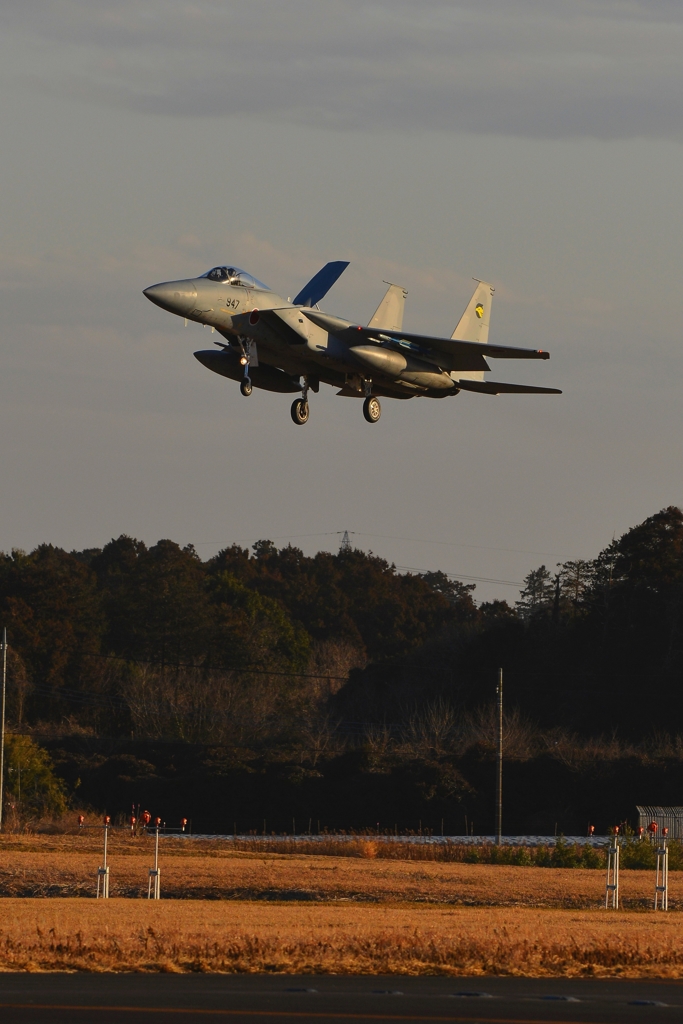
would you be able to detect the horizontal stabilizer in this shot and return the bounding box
[293,261,349,308]
[454,379,562,396]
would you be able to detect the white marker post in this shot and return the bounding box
[148,819,161,899]
[605,832,620,909]
[655,838,668,911]
[97,816,111,898]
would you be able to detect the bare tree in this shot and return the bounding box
[459,704,540,760]
[404,698,457,755]
[305,639,366,701]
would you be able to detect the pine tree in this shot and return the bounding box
[515,565,555,621]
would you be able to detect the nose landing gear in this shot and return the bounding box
[291,375,311,425]
[363,395,381,423]
[238,337,253,397]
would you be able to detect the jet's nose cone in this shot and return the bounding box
[143,280,197,315]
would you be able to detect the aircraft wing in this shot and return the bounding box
[232,308,308,346]
[454,379,562,396]
[302,310,549,372]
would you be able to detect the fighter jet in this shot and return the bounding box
[143,261,560,424]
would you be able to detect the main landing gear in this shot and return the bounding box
[363,395,381,423]
[291,398,309,424]
[289,377,381,425]
[291,376,311,425]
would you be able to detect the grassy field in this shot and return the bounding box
[0,832,680,977]
[0,899,681,977]
[0,832,678,907]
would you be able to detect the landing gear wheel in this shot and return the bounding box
[240,377,253,397]
[363,396,381,423]
[291,398,310,425]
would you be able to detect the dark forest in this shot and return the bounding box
[2,506,683,835]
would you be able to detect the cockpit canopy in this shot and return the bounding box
[200,266,270,290]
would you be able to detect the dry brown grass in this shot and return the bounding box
[0,899,681,977]
[0,832,679,909]
[0,826,605,863]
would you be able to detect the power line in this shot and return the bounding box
[191,530,556,559]
[353,532,557,559]
[395,565,522,588]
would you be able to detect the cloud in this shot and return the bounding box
[2,0,683,139]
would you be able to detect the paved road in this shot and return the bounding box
[0,974,681,1023]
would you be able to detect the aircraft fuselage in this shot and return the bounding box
[143,263,559,424]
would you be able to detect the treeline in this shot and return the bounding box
[2,506,683,830]
[0,536,477,743]
[2,507,683,742]
[39,720,683,836]
[339,505,683,736]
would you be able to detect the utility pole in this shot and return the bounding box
[496,667,503,845]
[0,628,6,831]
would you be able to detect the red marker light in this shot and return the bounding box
[103,815,111,826]
[78,815,85,827]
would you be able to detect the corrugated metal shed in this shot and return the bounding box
[636,806,683,838]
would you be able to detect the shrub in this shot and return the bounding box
[579,845,604,869]
[667,841,683,871]
[534,845,552,867]
[550,837,581,868]
[2,734,68,822]
[621,837,657,870]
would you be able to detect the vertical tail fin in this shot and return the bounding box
[293,261,349,307]
[451,280,494,381]
[368,282,407,332]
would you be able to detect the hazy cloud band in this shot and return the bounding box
[3,0,683,139]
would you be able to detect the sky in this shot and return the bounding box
[1,0,682,603]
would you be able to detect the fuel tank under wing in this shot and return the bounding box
[194,350,302,393]
[302,310,550,373]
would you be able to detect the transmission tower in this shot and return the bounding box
[339,530,352,553]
